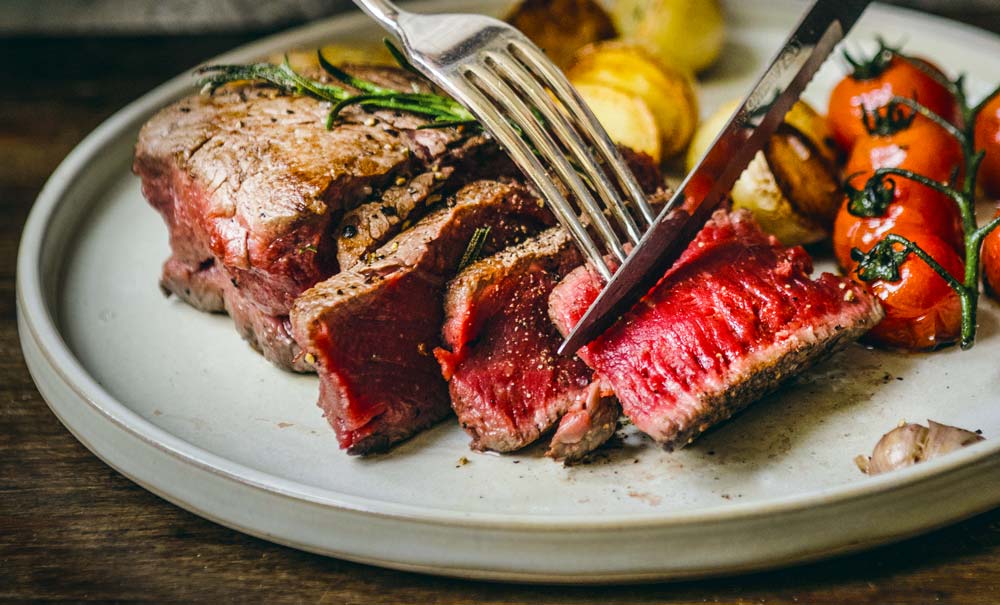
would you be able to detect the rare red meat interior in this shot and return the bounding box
[549,209,883,449]
[291,179,553,454]
[434,227,618,461]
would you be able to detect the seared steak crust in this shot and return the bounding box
[335,135,516,269]
[550,209,883,450]
[291,179,554,454]
[435,228,598,453]
[135,65,503,370]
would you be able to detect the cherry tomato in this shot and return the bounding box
[982,209,1000,299]
[857,226,964,351]
[844,117,963,187]
[828,53,958,152]
[974,94,1000,198]
[832,177,964,270]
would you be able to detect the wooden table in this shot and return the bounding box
[4,10,1000,604]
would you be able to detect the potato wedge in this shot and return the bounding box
[573,82,662,162]
[687,99,838,172]
[685,98,739,172]
[609,0,725,74]
[568,42,697,160]
[691,99,841,245]
[505,0,616,69]
[782,101,839,168]
[764,124,841,225]
[731,150,828,246]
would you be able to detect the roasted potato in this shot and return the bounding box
[505,0,617,69]
[782,100,840,168]
[689,99,841,245]
[764,123,841,225]
[685,98,739,172]
[609,0,725,74]
[573,82,662,162]
[568,41,698,160]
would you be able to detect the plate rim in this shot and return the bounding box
[16,0,1000,534]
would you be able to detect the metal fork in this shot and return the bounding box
[352,0,654,280]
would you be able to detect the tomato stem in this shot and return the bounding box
[882,234,966,291]
[843,39,897,81]
[860,233,976,348]
[888,96,967,146]
[870,167,974,234]
[972,213,1000,252]
[861,80,1000,349]
[967,84,1000,128]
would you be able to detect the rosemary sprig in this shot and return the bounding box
[195,40,477,131]
[457,227,491,271]
[848,63,1000,349]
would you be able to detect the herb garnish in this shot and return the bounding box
[458,227,491,271]
[848,53,1000,349]
[195,40,477,131]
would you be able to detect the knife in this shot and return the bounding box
[559,0,871,355]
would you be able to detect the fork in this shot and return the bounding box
[352,0,655,280]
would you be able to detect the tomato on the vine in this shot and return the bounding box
[828,50,958,152]
[833,115,965,270]
[832,177,964,270]
[857,226,964,351]
[844,117,963,187]
[974,94,1000,198]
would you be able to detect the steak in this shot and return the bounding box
[134,65,502,370]
[546,380,620,462]
[335,136,516,269]
[434,227,614,457]
[549,209,883,449]
[290,179,554,454]
[161,257,309,370]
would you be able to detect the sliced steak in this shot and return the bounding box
[291,179,554,454]
[161,256,311,371]
[550,209,883,449]
[546,381,620,462]
[434,179,670,459]
[335,135,516,269]
[434,227,608,455]
[135,65,502,370]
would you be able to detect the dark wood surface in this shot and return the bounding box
[4,10,1000,604]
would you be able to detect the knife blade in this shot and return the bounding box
[559,0,871,355]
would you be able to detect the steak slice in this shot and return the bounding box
[162,256,311,371]
[434,227,613,456]
[550,209,884,449]
[546,380,620,462]
[335,136,516,269]
[434,180,671,460]
[135,65,502,370]
[291,179,554,454]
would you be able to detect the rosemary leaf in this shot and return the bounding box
[458,227,491,271]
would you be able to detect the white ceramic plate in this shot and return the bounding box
[17,0,1000,582]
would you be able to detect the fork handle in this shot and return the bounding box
[352,0,407,37]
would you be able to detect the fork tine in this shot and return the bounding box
[443,77,615,280]
[467,62,628,263]
[486,52,646,246]
[509,40,656,226]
